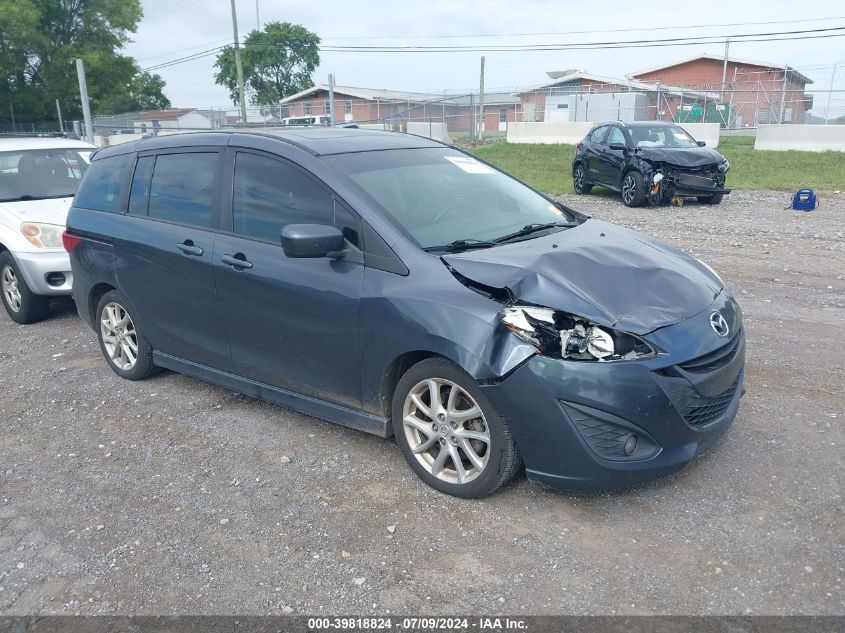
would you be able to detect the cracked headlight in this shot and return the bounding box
[21,222,65,249]
[718,159,730,173]
[499,305,657,362]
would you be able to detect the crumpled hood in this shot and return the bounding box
[0,197,74,225]
[636,146,725,167]
[443,220,722,335]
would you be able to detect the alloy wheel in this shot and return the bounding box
[574,166,585,192]
[402,378,491,485]
[622,175,636,204]
[1,265,22,312]
[100,302,139,371]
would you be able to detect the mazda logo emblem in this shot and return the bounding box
[710,312,730,337]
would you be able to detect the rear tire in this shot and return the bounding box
[391,357,522,498]
[621,171,645,207]
[573,164,592,194]
[0,251,50,324]
[95,290,159,380]
[698,193,724,205]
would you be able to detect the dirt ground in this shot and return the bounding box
[0,189,842,615]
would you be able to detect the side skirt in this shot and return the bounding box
[152,351,390,438]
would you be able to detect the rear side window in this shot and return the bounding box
[73,153,132,213]
[589,126,608,143]
[232,152,334,242]
[128,155,154,215]
[148,153,218,227]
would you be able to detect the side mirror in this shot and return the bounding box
[281,224,345,258]
[697,140,706,147]
[609,143,628,152]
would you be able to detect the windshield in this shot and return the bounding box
[0,148,90,202]
[325,148,571,250]
[628,125,698,149]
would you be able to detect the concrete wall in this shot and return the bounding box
[507,121,594,144]
[754,125,845,152]
[406,121,451,144]
[677,123,721,148]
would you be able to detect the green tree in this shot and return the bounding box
[98,70,170,113]
[214,22,320,106]
[0,0,170,125]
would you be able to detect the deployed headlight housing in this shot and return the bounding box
[500,304,657,362]
[20,222,65,249]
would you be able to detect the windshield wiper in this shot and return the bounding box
[0,194,74,202]
[423,238,498,253]
[492,221,577,244]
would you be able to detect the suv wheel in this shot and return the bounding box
[0,251,50,324]
[621,171,645,207]
[573,164,592,194]
[392,357,522,498]
[96,290,158,380]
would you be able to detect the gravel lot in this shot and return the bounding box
[1,189,842,616]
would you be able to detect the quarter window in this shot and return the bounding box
[147,153,217,227]
[232,153,335,243]
[73,153,132,213]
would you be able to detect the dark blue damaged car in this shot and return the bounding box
[64,128,745,498]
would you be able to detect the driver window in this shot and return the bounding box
[589,126,608,144]
[607,127,626,146]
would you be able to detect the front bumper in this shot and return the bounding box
[13,250,73,296]
[481,296,745,491]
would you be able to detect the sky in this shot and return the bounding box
[124,0,845,115]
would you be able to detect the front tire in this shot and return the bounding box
[96,290,158,380]
[0,251,50,324]
[391,357,522,498]
[698,193,723,205]
[621,171,645,207]
[573,164,592,194]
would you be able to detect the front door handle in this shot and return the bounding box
[177,241,203,256]
[221,253,253,270]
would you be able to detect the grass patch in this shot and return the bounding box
[468,139,845,194]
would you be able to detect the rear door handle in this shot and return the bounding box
[221,253,253,270]
[177,241,203,256]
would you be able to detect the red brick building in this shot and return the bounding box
[279,84,519,134]
[630,54,813,125]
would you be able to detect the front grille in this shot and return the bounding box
[675,375,741,427]
[561,403,633,459]
[678,334,741,373]
[678,172,717,189]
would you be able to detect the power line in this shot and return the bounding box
[141,26,845,72]
[319,15,845,41]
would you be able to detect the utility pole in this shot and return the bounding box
[328,73,336,126]
[75,59,94,143]
[478,56,485,140]
[720,39,730,99]
[55,99,64,134]
[825,63,837,124]
[229,0,247,125]
[255,0,260,29]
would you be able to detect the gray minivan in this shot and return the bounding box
[64,129,744,498]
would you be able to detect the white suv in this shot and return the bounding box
[0,136,96,323]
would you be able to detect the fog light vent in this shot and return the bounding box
[561,401,659,461]
[45,272,66,287]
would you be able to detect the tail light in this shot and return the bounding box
[62,230,82,252]
[576,141,583,151]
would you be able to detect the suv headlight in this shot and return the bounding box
[718,159,730,173]
[499,304,656,362]
[20,222,65,249]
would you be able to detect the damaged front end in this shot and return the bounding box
[642,159,731,205]
[499,304,657,362]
